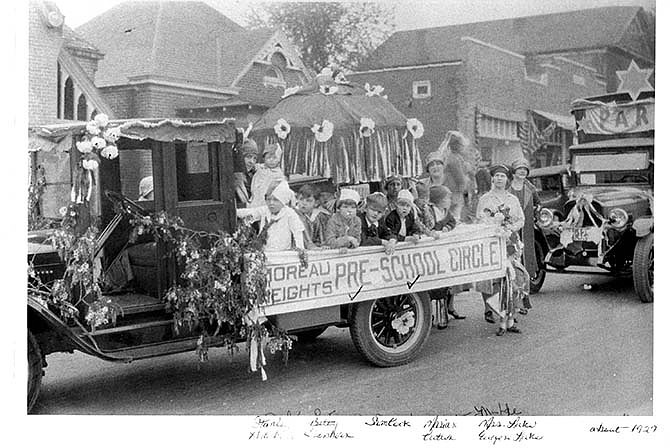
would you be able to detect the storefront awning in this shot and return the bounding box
[532,109,575,131]
[478,106,526,123]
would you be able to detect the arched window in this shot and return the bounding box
[56,63,62,119]
[63,77,74,120]
[263,66,285,87]
[77,94,87,121]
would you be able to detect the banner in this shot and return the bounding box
[262,224,505,315]
[578,101,654,135]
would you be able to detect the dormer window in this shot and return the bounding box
[263,66,286,88]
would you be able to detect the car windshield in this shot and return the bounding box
[573,152,650,185]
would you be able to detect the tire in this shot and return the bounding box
[529,239,547,294]
[349,292,431,367]
[294,327,327,342]
[28,330,43,413]
[633,233,653,303]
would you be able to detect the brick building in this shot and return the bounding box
[349,6,654,167]
[76,1,312,126]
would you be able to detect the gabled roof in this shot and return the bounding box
[76,1,265,88]
[360,6,645,70]
[62,25,103,58]
[57,49,115,118]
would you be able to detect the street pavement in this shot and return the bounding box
[32,272,653,415]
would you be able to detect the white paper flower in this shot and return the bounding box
[91,136,107,150]
[76,140,93,154]
[86,121,101,135]
[359,117,376,138]
[82,159,99,170]
[311,119,334,143]
[391,311,415,336]
[406,118,424,139]
[319,85,339,95]
[334,71,348,84]
[103,126,121,143]
[364,83,385,97]
[274,118,291,139]
[100,145,119,159]
[282,86,301,98]
[59,206,68,216]
[94,113,109,127]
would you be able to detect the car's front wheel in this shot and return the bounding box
[529,239,547,294]
[349,292,431,367]
[633,233,653,303]
[28,330,43,413]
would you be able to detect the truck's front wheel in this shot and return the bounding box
[349,292,431,367]
[28,330,43,413]
[633,233,653,303]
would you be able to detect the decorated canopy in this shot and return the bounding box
[252,69,424,185]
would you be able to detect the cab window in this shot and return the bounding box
[119,148,153,202]
[176,142,219,202]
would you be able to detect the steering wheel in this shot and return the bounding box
[105,190,149,216]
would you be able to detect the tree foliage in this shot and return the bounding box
[247,2,395,73]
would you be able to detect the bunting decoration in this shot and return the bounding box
[518,111,556,158]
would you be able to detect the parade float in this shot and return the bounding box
[27,108,505,411]
[536,61,654,302]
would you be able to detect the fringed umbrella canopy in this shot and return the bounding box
[252,72,424,185]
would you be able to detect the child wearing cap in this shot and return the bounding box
[325,188,362,252]
[428,185,457,232]
[249,143,287,209]
[385,189,423,243]
[295,184,330,247]
[236,180,305,252]
[358,192,397,253]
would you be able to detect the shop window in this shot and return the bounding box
[524,56,548,86]
[63,77,74,120]
[176,142,218,202]
[412,80,431,99]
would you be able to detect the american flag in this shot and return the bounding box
[518,111,556,158]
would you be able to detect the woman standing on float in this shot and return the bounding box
[476,164,525,336]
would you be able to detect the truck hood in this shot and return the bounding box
[571,186,652,209]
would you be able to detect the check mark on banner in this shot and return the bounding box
[406,274,421,290]
[349,285,364,301]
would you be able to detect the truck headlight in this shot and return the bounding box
[537,208,555,228]
[608,208,629,229]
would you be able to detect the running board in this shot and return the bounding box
[98,337,201,362]
[546,267,619,276]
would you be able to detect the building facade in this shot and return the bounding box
[349,6,654,167]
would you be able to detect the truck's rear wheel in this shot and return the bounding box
[349,292,431,367]
[28,330,43,413]
[633,233,653,303]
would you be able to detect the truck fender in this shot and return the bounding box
[632,217,653,237]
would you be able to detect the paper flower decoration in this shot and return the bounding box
[391,311,415,336]
[311,120,334,143]
[406,118,425,139]
[76,140,93,154]
[103,127,121,143]
[101,145,119,160]
[282,86,301,98]
[91,136,107,150]
[94,113,109,127]
[334,71,348,84]
[359,117,376,138]
[274,118,291,140]
[364,83,385,97]
[86,121,101,135]
[82,159,99,171]
[319,85,339,95]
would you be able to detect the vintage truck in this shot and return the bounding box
[536,91,653,302]
[27,118,506,412]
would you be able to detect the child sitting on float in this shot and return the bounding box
[385,189,423,243]
[295,184,330,248]
[236,181,305,251]
[249,143,288,209]
[358,192,397,254]
[325,188,362,252]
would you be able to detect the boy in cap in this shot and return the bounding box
[385,189,423,243]
[358,192,397,253]
[236,180,305,252]
[325,188,362,252]
[249,143,287,209]
[295,184,330,247]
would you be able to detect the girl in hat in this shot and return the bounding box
[234,138,259,207]
[325,188,362,252]
[385,189,423,243]
[249,143,287,209]
[475,164,525,336]
[508,158,541,314]
[236,181,305,252]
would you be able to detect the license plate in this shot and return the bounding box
[560,227,601,246]
[573,227,591,241]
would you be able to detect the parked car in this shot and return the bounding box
[536,92,653,302]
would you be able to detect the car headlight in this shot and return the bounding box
[537,208,555,227]
[608,208,629,229]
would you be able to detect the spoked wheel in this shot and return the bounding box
[529,239,547,294]
[28,330,43,413]
[633,233,653,303]
[349,292,431,367]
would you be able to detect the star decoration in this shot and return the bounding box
[616,60,654,100]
